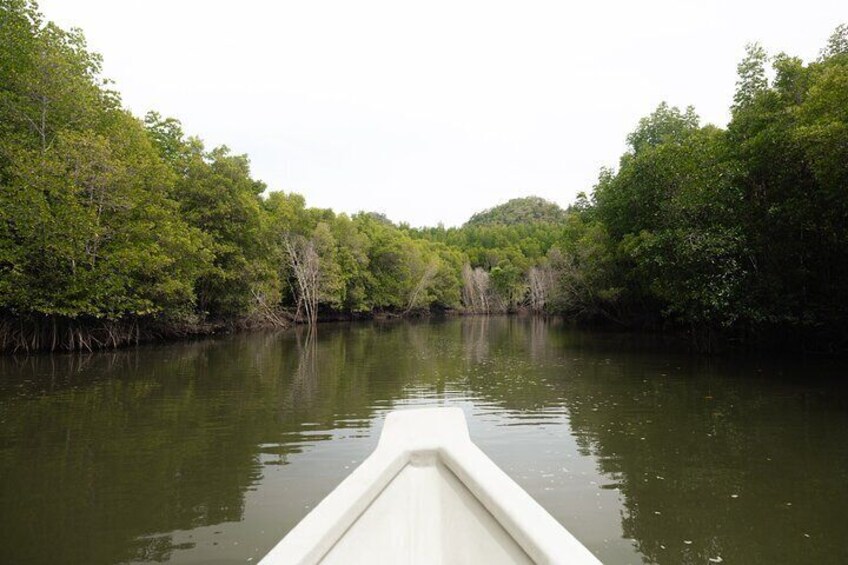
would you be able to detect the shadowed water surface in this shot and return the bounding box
[1,318,847,564]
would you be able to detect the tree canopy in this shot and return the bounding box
[1,0,846,352]
[465,196,567,227]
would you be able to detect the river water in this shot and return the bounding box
[1,317,847,564]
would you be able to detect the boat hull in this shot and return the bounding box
[261,407,601,564]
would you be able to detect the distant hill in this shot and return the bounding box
[464,196,567,227]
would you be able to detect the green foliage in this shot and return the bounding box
[170,142,271,318]
[328,214,370,311]
[465,196,567,227]
[582,24,848,348]
[733,43,769,110]
[603,126,747,326]
[0,2,207,326]
[819,23,848,60]
[625,102,700,155]
[546,216,624,320]
[1,0,847,351]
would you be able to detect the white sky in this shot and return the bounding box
[40,0,845,227]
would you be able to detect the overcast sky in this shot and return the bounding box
[40,0,845,227]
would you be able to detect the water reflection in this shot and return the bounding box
[0,319,847,564]
[561,355,848,564]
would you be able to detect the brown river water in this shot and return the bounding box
[1,317,847,564]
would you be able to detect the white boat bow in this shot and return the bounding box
[261,407,602,564]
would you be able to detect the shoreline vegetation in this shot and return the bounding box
[1,2,847,353]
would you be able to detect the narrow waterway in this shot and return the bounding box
[1,317,846,564]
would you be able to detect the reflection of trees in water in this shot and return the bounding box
[461,315,490,363]
[0,324,445,563]
[0,347,144,394]
[0,339,270,563]
[5,321,845,564]
[451,321,848,563]
[558,356,848,564]
[0,323,529,563]
[288,326,319,408]
[384,319,848,565]
[2,337,320,562]
[456,316,570,413]
[528,315,549,362]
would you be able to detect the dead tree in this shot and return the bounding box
[283,234,322,325]
[527,265,554,313]
[461,264,490,314]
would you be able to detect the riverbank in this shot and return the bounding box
[0,308,467,354]
[5,309,843,357]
